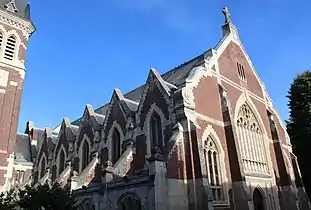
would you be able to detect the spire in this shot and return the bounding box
[25,3,30,20]
[221,7,239,39]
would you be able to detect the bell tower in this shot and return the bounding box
[0,0,35,190]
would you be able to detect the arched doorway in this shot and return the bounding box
[118,195,141,210]
[253,188,265,210]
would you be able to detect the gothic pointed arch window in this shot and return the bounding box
[236,104,268,174]
[118,195,141,210]
[112,128,121,164]
[4,35,16,60]
[150,111,163,150]
[39,155,46,179]
[204,136,223,202]
[57,148,66,175]
[81,140,90,171]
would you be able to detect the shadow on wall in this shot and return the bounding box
[72,173,311,210]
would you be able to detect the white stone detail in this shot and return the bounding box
[201,125,229,205]
[182,87,195,109]
[0,166,7,170]
[182,66,212,116]
[195,112,225,127]
[9,81,17,86]
[0,70,8,87]
[0,27,27,72]
[7,28,25,48]
[236,104,268,174]
[0,8,34,36]
[4,0,18,13]
[13,164,32,170]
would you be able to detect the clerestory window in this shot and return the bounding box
[111,128,121,164]
[150,112,163,150]
[81,140,90,171]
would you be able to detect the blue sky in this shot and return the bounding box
[18,0,311,132]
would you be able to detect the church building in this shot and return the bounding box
[0,1,309,209]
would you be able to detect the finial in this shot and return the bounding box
[222,7,231,24]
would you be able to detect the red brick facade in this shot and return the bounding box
[0,11,34,189]
[14,8,311,210]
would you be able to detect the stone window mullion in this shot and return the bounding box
[237,104,267,174]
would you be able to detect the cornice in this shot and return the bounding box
[0,9,35,39]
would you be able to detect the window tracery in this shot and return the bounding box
[204,137,223,202]
[236,104,267,174]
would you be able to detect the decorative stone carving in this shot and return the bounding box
[147,146,164,162]
[182,66,212,111]
[0,10,34,39]
[222,7,231,24]
[4,0,18,13]
[181,87,195,109]
[0,70,9,87]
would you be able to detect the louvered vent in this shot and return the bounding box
[0,33,3,49]
[4,36,16,60]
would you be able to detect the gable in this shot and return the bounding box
[55,131,69,159]
[137,82,170,128]
[218,41,263,99]
[103,101,127,138]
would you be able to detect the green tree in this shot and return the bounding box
[286,70,311,198]
[0,189,18,210]
[0,182,78,210]
[17,182,78,210]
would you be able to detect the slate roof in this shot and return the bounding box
[15,133,32,162]
[0,0,30,19]
[71,53,205,126]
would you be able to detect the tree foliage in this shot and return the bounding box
[286,70,311,198]
[0,189,18,210]
[0,182,78,210]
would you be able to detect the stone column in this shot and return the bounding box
[148,147,168,210]
[220,87,249,210]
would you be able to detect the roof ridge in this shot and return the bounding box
[163,53,204,76]
[68,51,206,126]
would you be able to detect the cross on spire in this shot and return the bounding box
[222,7,231,24]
